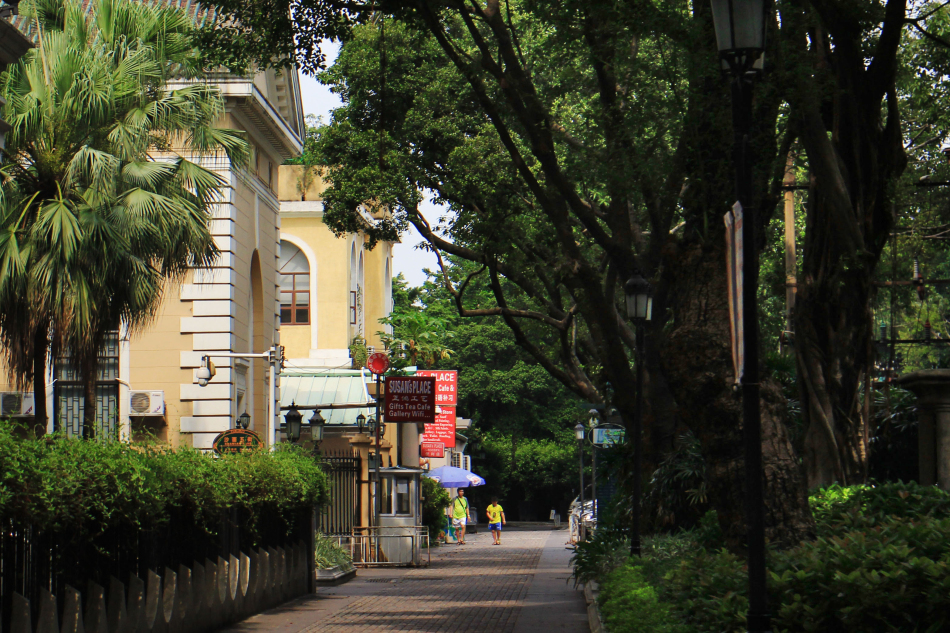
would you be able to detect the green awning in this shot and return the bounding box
[279,369,375,425]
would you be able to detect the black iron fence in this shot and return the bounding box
[319,450,360,535]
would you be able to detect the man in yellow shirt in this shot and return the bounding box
[486,497,506,545]
[451,488,471,545]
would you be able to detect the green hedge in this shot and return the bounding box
[0,421,329,539]
[597,482,950,633]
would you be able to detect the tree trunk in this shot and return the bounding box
[660,239,813,547]
[786,2,907,490]
[794,265,871,488]
[32,325,48,433]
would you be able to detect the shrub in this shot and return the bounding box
[421,475,450,539]
[570,527,631,586]
[598,565,689,633]
[0,421,329,542]
[643,431,709,532]
[662,514,950,632]
[597,485,950,632]
[314,534,354,570]
[810,481,950,534]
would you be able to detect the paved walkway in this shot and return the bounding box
[218,527,588,633]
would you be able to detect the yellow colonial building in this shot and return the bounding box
[275,165,426,534]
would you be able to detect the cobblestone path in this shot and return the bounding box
[219,528,588,633]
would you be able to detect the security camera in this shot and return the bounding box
[196,359,215,386]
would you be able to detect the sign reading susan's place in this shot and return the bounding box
[213,429,264,454]
[385,376,436,423]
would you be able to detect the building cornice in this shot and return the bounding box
[169,77,303,160]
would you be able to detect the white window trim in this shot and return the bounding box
[279,233,318,350]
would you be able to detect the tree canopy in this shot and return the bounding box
[198,0,950,545]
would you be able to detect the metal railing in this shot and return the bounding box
[328,526,430,567]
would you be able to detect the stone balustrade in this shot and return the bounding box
[6,541,310,633]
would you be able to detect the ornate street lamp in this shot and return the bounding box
[367,416,378,437]
[624,271,653,558]
[309,409,326,442]
[624,272,653,321]
[710,0,768,74]
[709,2,770,632]
[356,412,367,434]
[236,410,251,430]
[284,402,303,443]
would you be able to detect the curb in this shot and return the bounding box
[314,566,357,587]
[583,581,605,633]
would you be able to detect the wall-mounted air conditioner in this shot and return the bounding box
[130,391,165,416]
[0,392,34,417]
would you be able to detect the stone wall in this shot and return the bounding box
[6,542,310,633]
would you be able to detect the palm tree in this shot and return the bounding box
[378,311,454,369]
[0,0,247,435]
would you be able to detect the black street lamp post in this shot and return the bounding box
[574,421,585,538]
[709,1,770,631]
[624,271,653,558]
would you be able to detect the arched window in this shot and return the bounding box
[279,241,310,324]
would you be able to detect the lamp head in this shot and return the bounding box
[237,411,251,430]
[356,412,367,434]
[309,409,325,441]
[284,401,303,442]
[574,422,586,442]
[709,0,768,75]
[624,271,653,321]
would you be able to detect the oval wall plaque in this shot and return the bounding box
[213,429,264,454]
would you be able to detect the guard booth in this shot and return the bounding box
[375,466,426,566]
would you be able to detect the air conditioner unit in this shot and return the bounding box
[0,392,34,417]
[130,391,165,416]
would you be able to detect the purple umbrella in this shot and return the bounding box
[425,465,486,488]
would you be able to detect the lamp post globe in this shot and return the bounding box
[574,422,586,442]
[309,409,326,442]
[237,411,251,430]
[709,0,768,74]
[284,402,303,443]
[356,412,367,434]
[588,408,600,428]
[368,416,378,437]
[624,271,653,321]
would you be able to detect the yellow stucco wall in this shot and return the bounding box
[128,277,195,448]
[278,165,393,362]
[280,215,352,357]
[278,165,326,202]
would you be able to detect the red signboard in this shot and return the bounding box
[416,370,458,406]
[384,376,436,423]
[420,441,445,458]
[421,406,456,449]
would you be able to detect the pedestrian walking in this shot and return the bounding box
[486,497,506,545]
[451,488,471,544]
